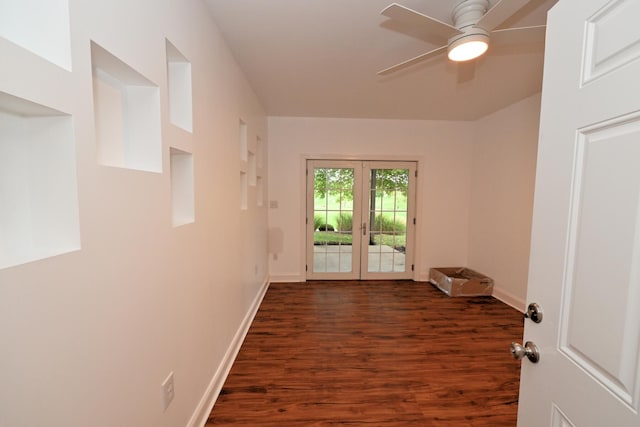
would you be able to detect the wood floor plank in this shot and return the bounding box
[207,280,524,426]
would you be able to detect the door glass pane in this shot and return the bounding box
[313,167,354,273]
[367,168,408,273]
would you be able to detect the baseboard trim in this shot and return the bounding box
[415,272,430,282]
[269,274,305,283]
[186,279,270,427]
[492,286,525,313]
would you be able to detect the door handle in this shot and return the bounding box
[511,341,540,363]
[362,222,367,236]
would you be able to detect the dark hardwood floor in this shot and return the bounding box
[207,280,524,426]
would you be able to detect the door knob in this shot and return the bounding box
[510,341,540,363]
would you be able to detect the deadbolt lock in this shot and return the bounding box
[525,302,543,323]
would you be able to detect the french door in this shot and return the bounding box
[306,160,416,280]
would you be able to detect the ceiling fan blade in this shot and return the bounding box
[381,3,462,40]
[378,45,447,76]
[476,0,532,31]
[491,25,546,46]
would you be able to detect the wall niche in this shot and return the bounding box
[257,176,264,207]
[0,0,72,70]
[91,41,162,173]
[248,150,256,186]
[170,147,194,227]
[239,119,247,161]
[166,40,193,133]
[240,171,248,210]
[0,91,80,269]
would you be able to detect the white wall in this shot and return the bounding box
[0,1,268,426]
[268,117,475,281]
[468,94,541,310]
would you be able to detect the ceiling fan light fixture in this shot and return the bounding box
[447,33,489,62]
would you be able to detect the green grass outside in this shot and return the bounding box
[314,231,406,248]
[314,193,408,230]
[314,231,353,244]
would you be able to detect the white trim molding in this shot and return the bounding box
[186,279,270,427]
[491,285,526,313]
[269,273,305,283]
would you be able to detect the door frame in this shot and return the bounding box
[304,157,419,280]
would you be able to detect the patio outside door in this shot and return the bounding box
[306,160,416,280]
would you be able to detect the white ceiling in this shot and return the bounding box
[204,0,559,121]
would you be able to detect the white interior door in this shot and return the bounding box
[306,160,416,280]
[518,0,640,425]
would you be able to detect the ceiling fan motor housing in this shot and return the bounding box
[447,0,490,60]
[452,0,489,29]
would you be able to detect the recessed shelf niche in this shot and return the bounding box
[170,147,195,227]
[256,176,264,207]
[239,119,247,161]
[91,41,162,173]
[0,91,80,269]
[166,40,193,132]
[256,136,263,168]
[240,172,248,210]
[248,151,257,186]
[0,0,72,70]
[170,148,195,227]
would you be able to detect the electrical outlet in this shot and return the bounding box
[161,372,175,411]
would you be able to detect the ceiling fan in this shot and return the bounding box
[379,0,547,75]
